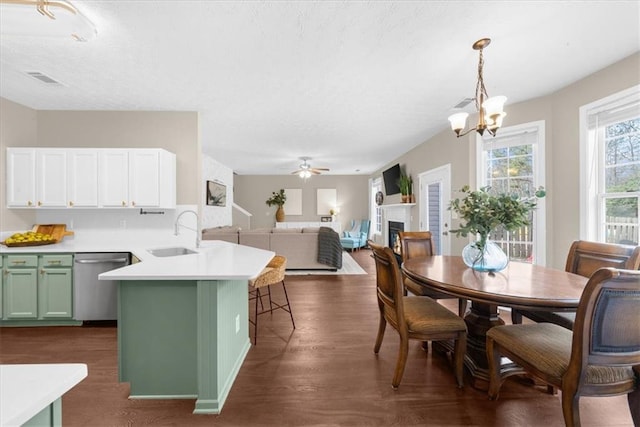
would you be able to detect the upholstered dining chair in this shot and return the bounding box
[369,240,467,388]
[248,255,295,344]
[399,231,467,316]
[511,240,640,329]
[487,267,640,427]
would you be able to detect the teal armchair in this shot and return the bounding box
[340,219,371,251]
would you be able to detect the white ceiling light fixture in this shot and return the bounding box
[291,157,330,179]
[0,0,97,42]
[448,38,506,138]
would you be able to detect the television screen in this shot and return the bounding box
[382,164,401,195]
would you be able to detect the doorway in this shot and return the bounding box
[418,164,451,255]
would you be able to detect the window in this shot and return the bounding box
[476,121,546,264]
[580,85,640,245]
[370,177,382,235]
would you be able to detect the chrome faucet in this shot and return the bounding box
[174,209,200,248]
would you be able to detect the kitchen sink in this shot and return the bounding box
[147,247,198,257]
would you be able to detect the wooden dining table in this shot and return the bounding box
[402,255,588,389]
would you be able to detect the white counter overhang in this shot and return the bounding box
[99,240,274,281]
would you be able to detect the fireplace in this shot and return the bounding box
[388,221,404,259]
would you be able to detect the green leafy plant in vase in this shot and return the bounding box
[266,189,287,222]
[449,185,546,272]
[398,173,413,203]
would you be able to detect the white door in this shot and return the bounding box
[419,164,452,255]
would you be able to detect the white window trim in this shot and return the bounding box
[579,84,640,241]
[475,120,547,265]
[369,177,382,236]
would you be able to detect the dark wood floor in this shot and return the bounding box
[0,249,635,426]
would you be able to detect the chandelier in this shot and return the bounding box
[448,38,506,138]
[0,0,97,42]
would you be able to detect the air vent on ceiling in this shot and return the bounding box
[25,71,62,85]
[453,97,474,109]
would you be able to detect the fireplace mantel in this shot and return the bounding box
[379,203,415,209]
[381,203,415,249]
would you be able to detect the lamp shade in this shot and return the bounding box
[482,96,507,119]
[448,112,469,132]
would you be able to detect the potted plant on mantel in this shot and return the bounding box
[398,173,413,203]
[449,185,546,272]
[266,189,287,222]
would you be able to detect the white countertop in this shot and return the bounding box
[100,240,274,281]
[0,363,88,427]
[0,230,275,281]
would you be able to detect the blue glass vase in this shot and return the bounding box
[462,240,509,272]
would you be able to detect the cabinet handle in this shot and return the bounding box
[11,260,26,265]
[121,201,127,207]
[132,201,136,206]
[27,201,33,207]
[38,201,42,207]
[69,201,74,207]
[47,260,62,265]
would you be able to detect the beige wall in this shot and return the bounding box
[234,175,369,231]
[0,99,38,230]
[372,52,640,268]
[0,102,200,231]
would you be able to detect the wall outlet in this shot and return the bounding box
[235,314,240,334]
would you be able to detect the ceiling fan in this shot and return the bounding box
[291,157,329,178]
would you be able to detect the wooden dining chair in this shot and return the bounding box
[487,267,640,427]
[399,231,467,316]
[511,240,640,329]
[369,241,467,388]
[248,255,295,344]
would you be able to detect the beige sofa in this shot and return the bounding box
[202,226,340,270]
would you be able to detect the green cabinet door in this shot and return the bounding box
[0,256,3,319]
[4,255,39,319]
[39,255,73,319]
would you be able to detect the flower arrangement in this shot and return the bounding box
[265,189,287,207]
[449,185,546,270]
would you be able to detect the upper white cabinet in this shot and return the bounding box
[100,149,176,208]
[6,148,36,207]
[6,148,176,209]
[37,149,67,207]
[68,149,99,208]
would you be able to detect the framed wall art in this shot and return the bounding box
[206,180,226,207]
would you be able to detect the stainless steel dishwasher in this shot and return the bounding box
[74,253,130,321]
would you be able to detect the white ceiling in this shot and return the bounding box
[1,1,639,175]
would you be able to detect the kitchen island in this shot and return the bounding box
[99,240,274,415]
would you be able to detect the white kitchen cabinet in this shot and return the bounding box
[100,149,176,209]
[67,149,99,207]
[6,148,36,207]
[7,148,176,209]
[36,149,67,207]
[99,149,130,207]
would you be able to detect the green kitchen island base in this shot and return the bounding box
[118,279,251,414]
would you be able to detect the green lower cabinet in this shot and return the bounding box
[4,255,39,319]
[2,254,76,324]
[0,256,3,319]
[39,255,73,319]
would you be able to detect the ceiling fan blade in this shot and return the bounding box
[291,170,303,175]
[310,169,321,175]
[311,168,329,173]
